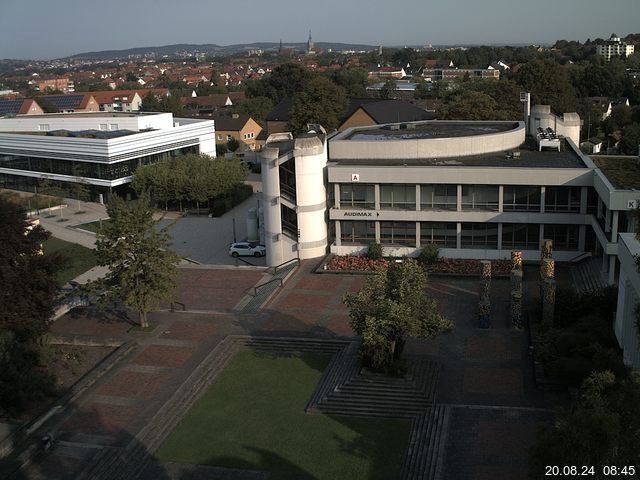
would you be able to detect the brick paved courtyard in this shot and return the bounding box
[11,263,561,480]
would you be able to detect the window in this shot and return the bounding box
[421,185,457,210]
[217,135,223,141]
[545,186,580,213]
[380,222,416,246]
[380,184,416,210]
[461,185,499,211]
[503,186,541,212]
[109,123,118,130]
[227,135,232,141]
[281,205,298,239]
[502,224,539,250]
[420,222,457,247]
[340,184,375,209]
[461,223,499,249]
[341,221,376,244]
[544,224,579,250]
[279,158,296,202]
[99,124,108,131]
[38,124,50,131]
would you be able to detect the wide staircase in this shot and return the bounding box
[571,257,607,294]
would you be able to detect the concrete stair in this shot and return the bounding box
[307,350,439,419]
[240,263,298,313]
[400,404,451,480]
[571,258,607,294]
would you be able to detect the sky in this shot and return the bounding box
[1,0,639,60]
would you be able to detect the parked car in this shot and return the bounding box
[229,242,266,257]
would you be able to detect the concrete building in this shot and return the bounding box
[615,233,640,369]
[0,112,216,201]
[260,112,640,287]
[596,34,635,61]
[37,78,75,94]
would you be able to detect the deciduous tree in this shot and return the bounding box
[343,260,452,371]
[287,77,347,134]
[92,197,180,328]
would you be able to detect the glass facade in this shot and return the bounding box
[461,223,499,249]
[503,186,541,212]
[278,158,296,202]
[380,184,416,210]
[420,185,457,210]
[380,221,416,246]
[544,186,581,213]
[544,224,579,250]
[502,223,540,250]
[461,185,499,211]
[281,204,298,239]
[420,222,457,247]
[341,221,376,244]
[340,184,375,209]
[0,146,198,182]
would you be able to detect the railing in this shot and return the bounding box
[253,278,283,296]
[170,301,186,312]
[569,251,592,263]
[273,257,300,275]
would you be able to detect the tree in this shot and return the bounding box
[439,90,511,120]
[0,198,59,412]
[140,91,161,111]
[92,197,180,328]
[237,96,274,126]
[332,66,369,97]
[515,59,577,113]
[379,78,397,100]
[287,77,347,134]
[245,63,313,104]
[619,123,640,155]
[529,371,640,478]
[227,137,240,152]
[343,260,452,371]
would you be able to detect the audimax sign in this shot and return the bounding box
[343,211,380,217]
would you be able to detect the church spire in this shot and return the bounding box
[306,30,315,55]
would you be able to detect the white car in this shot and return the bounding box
[229,242,266,257]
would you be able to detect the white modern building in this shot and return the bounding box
[615,233,640,369]
[0,112,216,200]
[596,34,635,61]
[260,113,640,287]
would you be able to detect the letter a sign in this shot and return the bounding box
[351,173,360,182]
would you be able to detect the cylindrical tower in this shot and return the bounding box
[261,145,284,266]
[294,136,328,260]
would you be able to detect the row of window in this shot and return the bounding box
[338,184,590,213]
[340,221,579,250]
[0,146,198,181]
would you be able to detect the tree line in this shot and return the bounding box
[131,153,248,213]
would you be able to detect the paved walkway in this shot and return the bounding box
[9,263,560,480]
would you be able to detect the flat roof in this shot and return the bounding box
[329,139,587,169]
[2,112,159,119]
[592,156,640,190]
[343,121,519,141]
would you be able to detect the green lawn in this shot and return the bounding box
[43,238,97,285]
[75,219,111,233]
[156,351,411,480]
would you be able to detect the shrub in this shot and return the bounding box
[367,242,384,260]
[419,243,439,265]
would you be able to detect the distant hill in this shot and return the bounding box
[63,42,379,60]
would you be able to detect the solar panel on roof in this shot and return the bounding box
[0,100,24,116]
[42,95,84,109]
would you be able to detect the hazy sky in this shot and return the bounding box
[1,0,639,60]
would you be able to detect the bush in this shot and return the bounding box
[419,243,439,265]
[367,242,384,260]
